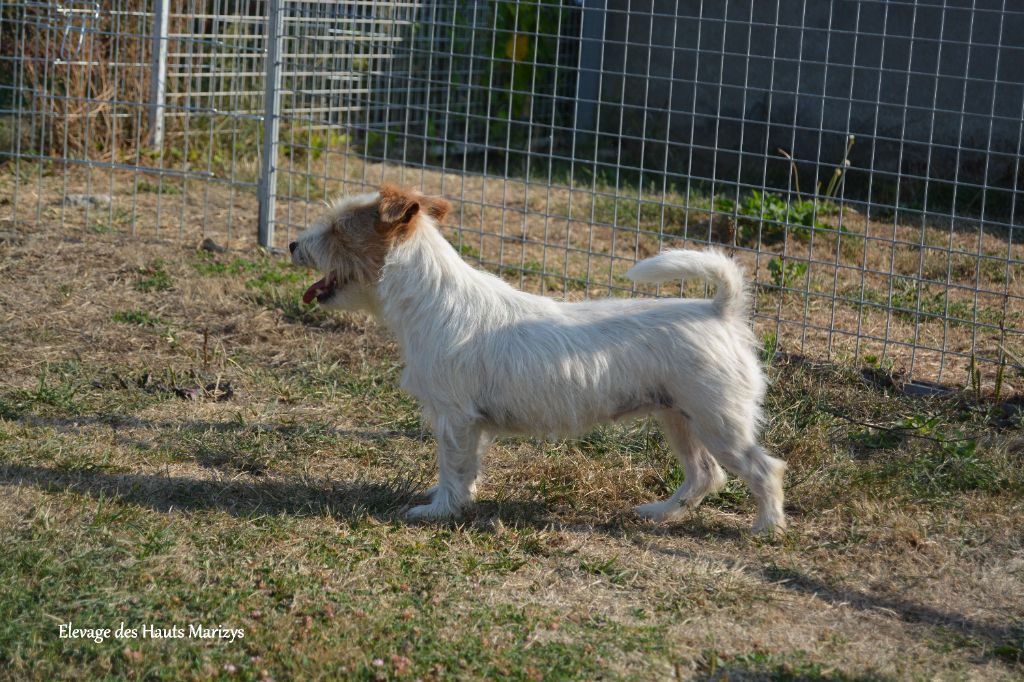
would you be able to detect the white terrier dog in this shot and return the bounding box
[290,185,786,533]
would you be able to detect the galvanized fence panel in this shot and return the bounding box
[1,0,1021,392]
[0,0,272,245]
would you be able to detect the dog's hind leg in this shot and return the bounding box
[694,425,787,534]
[635,411,728,522]
[407,418,484,520]
[730,444,786,534]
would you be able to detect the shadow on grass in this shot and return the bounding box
[627,536,1022,669]
[14,413,426,442]
[0,460,643,532]
[0,456,745,545]
[7,413,748,536]
[759,565,1023,669]
[0,462,423,519]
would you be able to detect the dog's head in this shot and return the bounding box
[289,184,450,310]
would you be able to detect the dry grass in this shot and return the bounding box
[1,1,258,163]
[0,165,1023,680]
[4,160,1020,394]
[2,2,149,160]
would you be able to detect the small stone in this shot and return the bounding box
[64,193,112,208]
[200,237,227,253]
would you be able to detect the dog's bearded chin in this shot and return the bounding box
[301,273,338,305]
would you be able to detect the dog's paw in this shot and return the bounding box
[634,501,681,523]
[405,501,457,521]
[751,514,787,535]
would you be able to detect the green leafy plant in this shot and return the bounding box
[737,137,855,245]
[767,257,809,289]
[737,191,835,244]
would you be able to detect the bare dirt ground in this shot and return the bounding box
[0,164,1022,680]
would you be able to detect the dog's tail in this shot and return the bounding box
[625,249,747,317]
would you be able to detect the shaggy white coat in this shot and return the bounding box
[292,195,786,532]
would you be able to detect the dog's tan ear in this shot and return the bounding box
[377,184,420,239]
[426,197,451,223]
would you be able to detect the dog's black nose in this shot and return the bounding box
[288,241,297,254]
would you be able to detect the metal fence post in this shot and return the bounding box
[258,0,285,249]
[574,0,605,133]
[147,0,170,146]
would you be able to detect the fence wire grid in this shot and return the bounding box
[1,0,1022,393]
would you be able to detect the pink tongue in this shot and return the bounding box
[302,278,326,305]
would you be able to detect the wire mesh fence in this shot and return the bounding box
[1,0,1022,393]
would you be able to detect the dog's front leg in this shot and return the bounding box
[406,418,483,520]
[422,428,493,502]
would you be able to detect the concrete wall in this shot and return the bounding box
[579,0,1024,215]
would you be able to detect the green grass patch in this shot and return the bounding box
[590,191,688,228]
[157,421,346,476]
[246,285,329,326]
[86,221,117,235]
[573,420,663,460]
[579,556,634,586]
[192,250,326,324]
[191,251,265,277]
[0,495,670,681]
[498,258,577,291]
[454,242,481,260]
[854,278,1010,328]
[244,267,305,291]
[112,309,164,327]
[850,415,1015,501]
[578,187,848,246]
[134,259,173,292]
[0,365,82,419]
